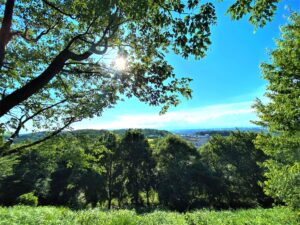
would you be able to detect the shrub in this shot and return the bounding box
[17,192,38,206]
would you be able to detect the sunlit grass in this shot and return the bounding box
[0,206,298,225]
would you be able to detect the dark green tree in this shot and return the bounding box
[0,138,58,205]
[0,134,109,207]
[47,135,106,208]
[200,131,270,208]
[119,129,155,207]
[0,129,18,180]
[155,135,211,211]
[97,131,123,209]
[253,13,300,210]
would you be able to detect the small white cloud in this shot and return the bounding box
[73,101,257,130]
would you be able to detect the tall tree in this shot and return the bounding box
[119,129,155,207]
[155,135,211,211]
[0,137,58,205]
[200,132,271,208]
[253,13,300,210]
[97,131,122,209]
[47,135,106,208]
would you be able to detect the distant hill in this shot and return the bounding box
[172,127,266,136]
[112,129,171,138]
[13,128,171,143]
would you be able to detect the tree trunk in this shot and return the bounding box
[118,197,121,208]
[146,189,150,207]
[107,159,113,209]
[108,197,112,210]
[0,0,15,69]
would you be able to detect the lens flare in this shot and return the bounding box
[115,56,126,71]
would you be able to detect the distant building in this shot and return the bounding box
[180,134,210,148]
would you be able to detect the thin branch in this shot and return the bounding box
[62,69,104,75]
[42,0,77,19]
[65,17,97,50]
[90,38,109,55]
[56,75,71,95]
[64,62,98,66]
[78,36,95,45]
[5,111,21,120]
[66,9,121,60]
[11,21,59,42]
[7,99,67,142]
[3,117,76,156]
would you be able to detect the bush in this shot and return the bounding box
[17,192,38,206]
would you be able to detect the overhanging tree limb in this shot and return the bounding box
[7,99,68,144]
[0,49,71,117]
[2,117,76,156]
[0,12,115,117]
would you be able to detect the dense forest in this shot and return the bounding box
[0,129,273,211]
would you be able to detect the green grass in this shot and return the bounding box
[0,206,298,225]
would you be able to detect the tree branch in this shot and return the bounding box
[0,49,71,117]
[3,117,76,156]
[62,69,104,75]
[42,0,77,19]
[0,9,120,117]
[7,99,67,143]
[11,21,59,43]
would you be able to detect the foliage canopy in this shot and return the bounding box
[0,0,282,151]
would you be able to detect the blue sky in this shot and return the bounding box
[73,0,300,131]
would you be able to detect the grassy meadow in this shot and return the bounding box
[0,206,298,225]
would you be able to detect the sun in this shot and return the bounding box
[115,56,127,71]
